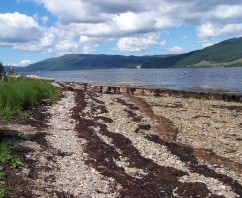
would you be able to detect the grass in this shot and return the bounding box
[0,166,5,198]
[0,78,60,119]
[0,78,60,196]
[0,140,23,198]
[0,141,23,168]
[186,58,242,68]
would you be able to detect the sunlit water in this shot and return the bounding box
[22,67,242,94]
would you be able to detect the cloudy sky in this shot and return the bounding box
[1,0,242,66]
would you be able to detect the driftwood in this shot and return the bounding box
[26,75,54,82]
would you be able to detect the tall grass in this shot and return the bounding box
[0,79,60,119]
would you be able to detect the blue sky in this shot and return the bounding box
[0,0,242,66]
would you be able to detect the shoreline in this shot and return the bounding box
[58,81,242,102]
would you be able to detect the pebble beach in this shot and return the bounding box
[4,82,241,197]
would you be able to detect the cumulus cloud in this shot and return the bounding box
[167,46,184,54]
[2,0,242,55]
[116,34,166,52]
[113,12,155,33]
[197,22,242,39]
[19,59,31,66]
[202,42,214,48]
[0,12,42,44]
[211,4,242,21]
[36,0,109,24]
[13,31,54,52]
[31,0,242,54]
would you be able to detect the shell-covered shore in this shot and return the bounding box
[3,82,241,197]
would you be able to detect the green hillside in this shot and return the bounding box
[142,51,198,68]
[17,37,242,71]
[22,54,153,71]
[175,37,242,67]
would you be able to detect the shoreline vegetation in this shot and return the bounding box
[0,78,60,197]
[0,79,60,119]
[0,79,241,197]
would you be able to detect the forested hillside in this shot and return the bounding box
[17,37,242,71]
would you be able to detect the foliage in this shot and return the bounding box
[142,51,197,68]
[0,79,60,119]
[175,37,242,67]
[0,165,5,198]
[0,187,5,198]
[0,166,5,180]
[0,63,3,74]
[0,78,59,197]
[0,140,23,198]
[0,141,22,167]
[17,54,155,71]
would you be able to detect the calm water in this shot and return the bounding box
[22,67,242,94]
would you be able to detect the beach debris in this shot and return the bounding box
[26,74,54,82]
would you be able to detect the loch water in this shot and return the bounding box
[22,67,242,94]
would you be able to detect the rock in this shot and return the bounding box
[79,194,92,198]
[51,82,62,88]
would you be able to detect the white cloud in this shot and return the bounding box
[19,59,31,66]
[197,22,242,39]
[31,0,242,55]
[13,31,54,52]
[116,34,165,52]
[212,5,242,21]
[167,46,184,54]
[54,40,80,54]
[0,12,42,43]
[36,0,108,24]
[82,46,97,54]
[41,16,49,24]
[80,35,112,46]
[113,12,155,33]
[2,1,242,56]
[202,42,214,48]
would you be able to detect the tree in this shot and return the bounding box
[0,62,3,74]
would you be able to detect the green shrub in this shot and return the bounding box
[0,79,60,119]
[0,187,5,198]
[0,62,3,74]
[0,140,23,198]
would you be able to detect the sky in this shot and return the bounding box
[0,0,242,66]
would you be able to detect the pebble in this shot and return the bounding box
[19,85,242,198]
[98,93,241,198]
[28,91,120,197]
[79,194,92,198]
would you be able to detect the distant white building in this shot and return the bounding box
[136,65,142,69]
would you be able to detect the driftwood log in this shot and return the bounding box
[26,75,54,82]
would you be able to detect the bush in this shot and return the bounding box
[0,79,60,119]
[0,63,3,75]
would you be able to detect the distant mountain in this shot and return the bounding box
[22,54,152,71]
[175,37,242,67]
[18,37,242,71]
[142,51,198,68]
